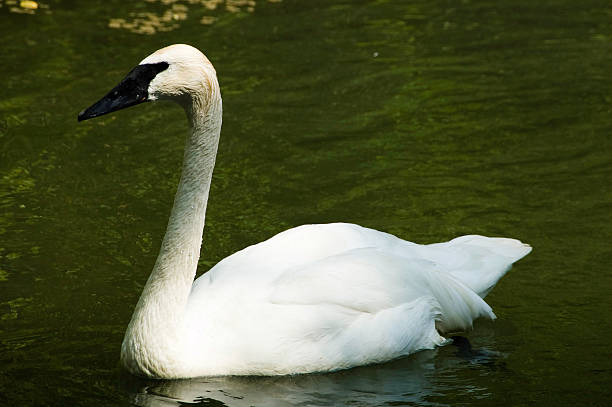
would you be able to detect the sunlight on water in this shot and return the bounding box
[108,0,283,34]
[0,0,48,14]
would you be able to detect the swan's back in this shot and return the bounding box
[197,223,529,296]
[183,223,530,376]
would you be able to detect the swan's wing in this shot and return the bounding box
[257,296,451,374]
[268,247,495,333]
[200,248,492,374]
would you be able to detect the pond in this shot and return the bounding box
[1,0,611,405]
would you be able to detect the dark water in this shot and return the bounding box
[1,0,612,405]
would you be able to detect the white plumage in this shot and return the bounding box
[80,44,531,379]
[182,224,530,376]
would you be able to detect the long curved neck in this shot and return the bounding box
[153,92,222,292]
[121,83,222,377]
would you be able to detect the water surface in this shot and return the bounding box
[1,0,611,405]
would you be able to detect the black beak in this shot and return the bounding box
[78,62,169,122]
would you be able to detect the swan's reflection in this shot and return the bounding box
[124,350,437,406]
[123,339,505,407]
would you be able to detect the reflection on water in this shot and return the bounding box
[108,0,282,34]
[123,343,505,407]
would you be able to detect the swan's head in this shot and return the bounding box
[78,44,217,122]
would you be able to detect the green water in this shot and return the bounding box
[1,0,611,405]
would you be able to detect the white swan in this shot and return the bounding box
[78,44,531,379]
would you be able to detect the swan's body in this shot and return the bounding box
[78,44,531,379]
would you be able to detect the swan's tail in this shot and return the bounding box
[435,235,532,299]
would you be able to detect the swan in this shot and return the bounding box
[78,44,531,379]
